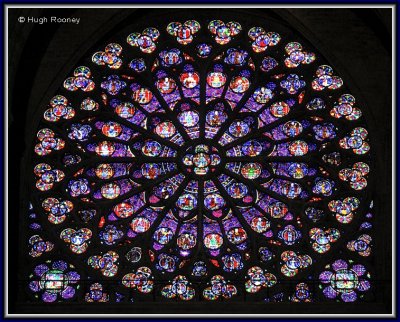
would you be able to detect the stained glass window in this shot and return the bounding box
[22,17,376,306]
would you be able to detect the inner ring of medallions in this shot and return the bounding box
[178,140,224,180]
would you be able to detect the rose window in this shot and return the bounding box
[24,17,374,304]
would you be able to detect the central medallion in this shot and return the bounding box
[182,144,221,176]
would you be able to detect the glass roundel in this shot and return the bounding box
[26,18,373,304]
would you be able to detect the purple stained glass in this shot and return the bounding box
[25,17,374,305]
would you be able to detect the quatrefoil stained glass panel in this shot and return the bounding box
[25,18,374,303]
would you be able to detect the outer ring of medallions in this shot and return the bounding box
[177,138,226,181]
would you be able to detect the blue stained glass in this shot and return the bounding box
[25,17,373,305]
